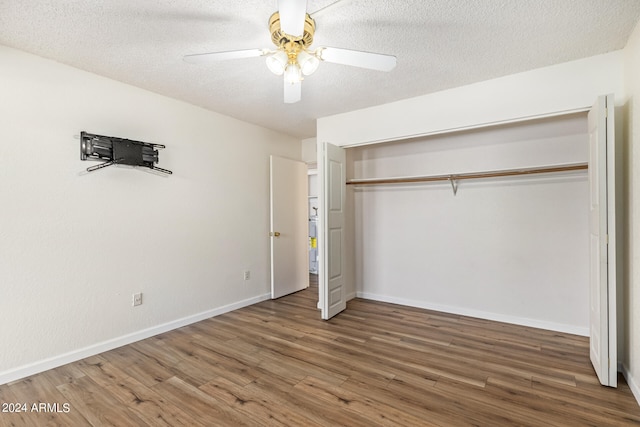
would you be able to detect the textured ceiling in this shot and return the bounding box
[1,1,639,139]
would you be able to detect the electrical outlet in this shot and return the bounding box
[243,270,250,281]
[133,292,142,307]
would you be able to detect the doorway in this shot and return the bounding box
[308,167,319,296]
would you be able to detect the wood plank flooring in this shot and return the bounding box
[1,277,639,426]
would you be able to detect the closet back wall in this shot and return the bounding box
[348,114,590,334]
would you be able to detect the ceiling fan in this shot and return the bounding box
[183,0,397,104]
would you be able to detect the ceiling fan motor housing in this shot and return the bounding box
[269,12,316,48]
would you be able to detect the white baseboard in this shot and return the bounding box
[622,364,640,406]
[0,293,271,386]
[357,292,589,336]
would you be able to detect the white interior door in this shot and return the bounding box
[318,142,347,319]
[588,94,617,387]
[270,155,308,299]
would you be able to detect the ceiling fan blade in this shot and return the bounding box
[278,0,307,36]
[184,49,268,65]
[317,47,397,72]
[284,81,302,104]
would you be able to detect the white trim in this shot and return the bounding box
[0,293,271,386]
[357,292,589,336]
[622,364,640,406]
[341,107,590,148]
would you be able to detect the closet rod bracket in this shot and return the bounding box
[449,176,458,196]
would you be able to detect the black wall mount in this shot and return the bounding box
[80,131,172,174]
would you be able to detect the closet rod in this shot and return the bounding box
[346,162,588,186]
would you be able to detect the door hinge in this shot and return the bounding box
[605,107,609,118]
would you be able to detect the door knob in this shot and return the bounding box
[270,231,281,237]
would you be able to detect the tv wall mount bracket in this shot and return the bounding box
[80,131,172,175]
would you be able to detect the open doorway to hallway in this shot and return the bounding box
[307,167,319,298]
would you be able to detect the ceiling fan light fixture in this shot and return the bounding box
[266,50,288,75]
[297,50,319,76]
[284,62,302,84]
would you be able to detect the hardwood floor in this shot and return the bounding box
[1,277,639,426]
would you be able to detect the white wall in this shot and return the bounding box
[0,45,300,384]
[348,114,590,334]
[623,19,640,404]
[301,137,317,164]
[318,51,624,147]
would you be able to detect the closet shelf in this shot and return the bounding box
[346,162,588,186]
